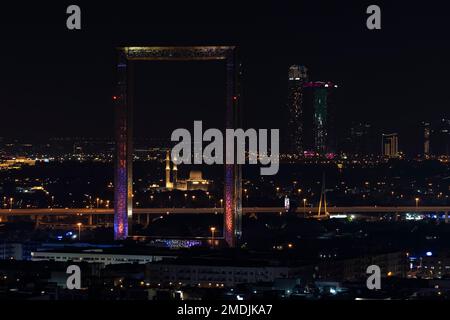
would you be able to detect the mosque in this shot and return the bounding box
[164,150,212,192]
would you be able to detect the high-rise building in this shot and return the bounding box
[303,81,338,155]
[344,122,373,156]
[287,65,308,155]
[433,119,450,156]
[422,122,431,157]
[382,133,399,158]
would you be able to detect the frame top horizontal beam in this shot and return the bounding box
[117,46,236,61]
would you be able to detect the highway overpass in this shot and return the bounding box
[1,206,450,216]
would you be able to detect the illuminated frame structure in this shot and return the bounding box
[114,46,242,247]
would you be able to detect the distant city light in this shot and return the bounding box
[330,214,348,219]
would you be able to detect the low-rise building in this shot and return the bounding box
[31,247,177,266]
[145,258,299,287]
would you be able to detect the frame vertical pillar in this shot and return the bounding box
[224,48,242,248]
[114,49,133,240]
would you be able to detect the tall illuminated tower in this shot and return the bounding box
[165,150,172,189]
[172,158,178,188]
[114,49,133,240]
[303,81,338,155]
[423,122,431,157]
[287,65,308,155]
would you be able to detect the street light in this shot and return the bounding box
[85,195,92,209]
[303,198,307,217]
[220,199,223,208]
[9,198,13,211]
[77,223,82,240]
[96,198,100,208]
[415,197,420,208]
[210,227,216,248]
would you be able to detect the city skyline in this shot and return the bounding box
[2,0,450,304]
[1,2,450,157]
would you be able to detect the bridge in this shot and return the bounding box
[1,207,448,227]
[1,206,449,216]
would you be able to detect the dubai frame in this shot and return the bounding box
[114,46,242,247]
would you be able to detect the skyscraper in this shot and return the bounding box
[345,122,373,156]
[303,81,338,155]
[422,121,431,157]
[287,65,308,155]
[382,133,399,158]
[433,119,450,156]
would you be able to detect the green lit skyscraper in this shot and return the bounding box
[304,81,338,155]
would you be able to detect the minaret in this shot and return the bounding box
[173,157,178,189]
[165,150,172,189]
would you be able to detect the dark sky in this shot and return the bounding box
[1,1,450,154]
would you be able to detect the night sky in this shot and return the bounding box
[1,1,450,154]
